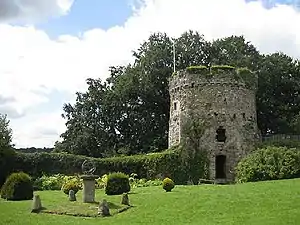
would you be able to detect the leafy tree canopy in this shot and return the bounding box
[56,30,300,157]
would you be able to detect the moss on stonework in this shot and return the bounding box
[236,67,257,90]
[180,115,210,183]
[186,66,209,74]
[211,65,235,70]
[184,65,257,90]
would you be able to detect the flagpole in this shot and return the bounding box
[172,39,176,73]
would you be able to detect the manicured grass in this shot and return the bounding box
[39,190,129,217]
[1,179,300,225]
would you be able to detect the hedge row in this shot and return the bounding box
[11,147,188,184]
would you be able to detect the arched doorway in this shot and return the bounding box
[215,155,226,179]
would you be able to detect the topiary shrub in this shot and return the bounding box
[61,179,81,195]
[105,172,130,195]
[236,146,300,183]
[162,177,175,192]
[1,172,33,201]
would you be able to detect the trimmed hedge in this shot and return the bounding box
[11,147,187,184]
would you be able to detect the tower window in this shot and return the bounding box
[174,102,177,111]
[216,126,226,142]
[242,113,246,120]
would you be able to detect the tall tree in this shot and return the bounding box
[0,113,13,149]
[257,52,300,135]
[210,35,261,70]
[57,76,119,157]
[57,31,300,157]
[0,113,15,187]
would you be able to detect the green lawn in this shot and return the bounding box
[1,179,300,225]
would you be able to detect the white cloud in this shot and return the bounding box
[9,111,66,148]
[0,0,73,24]
[1,0,300,147]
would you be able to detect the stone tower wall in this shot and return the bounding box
[169,67,260,182]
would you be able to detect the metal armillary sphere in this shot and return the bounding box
[81,160,96,175]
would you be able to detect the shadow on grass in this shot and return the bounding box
[31,206,47,213]
[108,202,123,209]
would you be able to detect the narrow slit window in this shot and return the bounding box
[242,113,246,120]
[216,126,226,142]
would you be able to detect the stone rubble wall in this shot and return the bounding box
[168,68,260,182]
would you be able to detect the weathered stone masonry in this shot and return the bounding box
[168,67,260,182]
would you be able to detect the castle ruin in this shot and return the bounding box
[168,66,260,183]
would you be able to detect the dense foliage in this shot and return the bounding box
[55,30,300,157]
[10,147,188,184]
[33,174,82,192]
[129,173,162,188]
[236,147,300,183]
[162,177,175,192]
[105,172,130,195]
[0,113,15,187]
[1,172,33,201]
[61,179,81,195]
[32,173,162,192]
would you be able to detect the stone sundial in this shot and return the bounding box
[81,160,96,175]
[80,160,99,203]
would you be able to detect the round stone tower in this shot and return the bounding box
[168,66,260,183]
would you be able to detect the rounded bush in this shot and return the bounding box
[105,172,130,195]
[236,146,300,183]
[1,172,33,201]
[61,180,81,195]
[162,177,175,192]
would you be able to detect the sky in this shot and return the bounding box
[1,0,300,148]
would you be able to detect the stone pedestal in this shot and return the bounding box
[80,175,99,203]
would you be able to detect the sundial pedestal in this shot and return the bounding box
[80,175,99,203]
